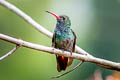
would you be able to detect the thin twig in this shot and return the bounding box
[0,45,20,61]
[51,61,84,79]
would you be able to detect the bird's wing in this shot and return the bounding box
[71,29,77,52]
[52,33,68,72]
[52,33,56,47]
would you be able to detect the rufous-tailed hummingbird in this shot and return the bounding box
[46,11,76,72]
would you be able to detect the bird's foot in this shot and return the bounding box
[70,51,72,56]
[61,50,64,53]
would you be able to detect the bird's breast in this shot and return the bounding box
[55,32,74,51]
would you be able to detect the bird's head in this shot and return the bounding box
[46,11,71,27]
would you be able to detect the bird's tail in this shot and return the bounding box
[56,55,73,72]
[56,55,68,72]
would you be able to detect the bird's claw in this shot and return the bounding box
[70,52,72,56]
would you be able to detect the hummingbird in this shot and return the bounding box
[46,11,76,72]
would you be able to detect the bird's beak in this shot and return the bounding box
[46,11,60,19]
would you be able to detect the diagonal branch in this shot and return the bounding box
[0,0,91,56]
[0,0,52,38]
[0,44,20,61]
[0,33,120,71]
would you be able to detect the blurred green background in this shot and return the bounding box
[0,0,120,80]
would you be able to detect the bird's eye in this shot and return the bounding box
[60,16,66,21]
[62,17,66,21]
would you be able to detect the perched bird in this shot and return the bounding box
[46,11,76,72]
